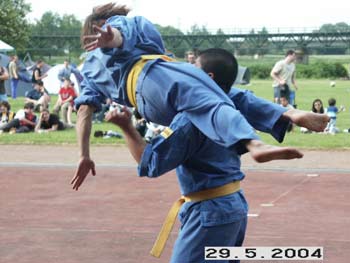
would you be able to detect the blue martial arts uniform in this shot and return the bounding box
[138,97,290,263]
[228,88,289,143]
[75,15,259,148]
[139,113,249,263]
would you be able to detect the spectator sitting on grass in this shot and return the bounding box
[35,108,71,133]
[53,78,76,126]
[25,80,51,112]
[301,99,325,133]
[0,101,15,130]
[0,102,36,134]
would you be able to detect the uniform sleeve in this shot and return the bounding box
[228,88,290,143]
[101,16,165,56]
[138,116,201,178]
[74,54,112,112]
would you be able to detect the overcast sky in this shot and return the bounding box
[26,0,350,32]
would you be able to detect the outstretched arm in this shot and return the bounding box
[105,107,146,163]
[282,108,329,132]
[71,104,96,190]
[83,25,123,51]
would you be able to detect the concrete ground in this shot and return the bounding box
[0,145,349,263]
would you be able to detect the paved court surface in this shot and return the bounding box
[0,146,349,263]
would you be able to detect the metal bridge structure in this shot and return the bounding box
[29,30,350,58]
[162,31,350,52]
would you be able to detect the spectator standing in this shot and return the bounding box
[53,78,76,126]
[0,60,9,101]
[8,55,19,99]
[0,101,15,130]
[31,60,48,84]
[0,102,37,133]
[325,98,345,134]
[271,50,298,105]
[57,59,81,85]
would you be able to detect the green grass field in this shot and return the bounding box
[1,78,350,148]
[0,95,124,145]
[237,78,350,148]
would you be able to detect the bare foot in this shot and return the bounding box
[283,109,330,132]
[246,140,303,163]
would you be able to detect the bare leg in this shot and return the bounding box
[246,140,303,163]
[283,109,330,132]
[67,105,73,125]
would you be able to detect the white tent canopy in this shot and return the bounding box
[0,40,14,52]
[43,64,81,95]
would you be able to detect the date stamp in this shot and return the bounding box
[205,247,323,260]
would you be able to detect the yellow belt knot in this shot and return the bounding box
[150,181,241,258]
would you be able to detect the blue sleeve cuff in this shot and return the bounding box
[234,133,260,155]
[137,144,153,177]
[271,117,291,143]
[74,95,102,112]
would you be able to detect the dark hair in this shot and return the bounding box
[24,102,35,109]
[198,48,238,93]
[328,98,336,106]
[36,80,44,86]
[0,101,11,111]
[81,2,130,47]
[285,50,296,57]
[311,99,324,113]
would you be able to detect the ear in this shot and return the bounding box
[208,72,214,79]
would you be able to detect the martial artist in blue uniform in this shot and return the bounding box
[75,13,257,147]
[72,4,328,190]
[103,92,294,262]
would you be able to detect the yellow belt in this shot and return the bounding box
[126,54,175,107]
[150,181,241,258]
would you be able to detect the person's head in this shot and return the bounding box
[34,80,44,90]
[285,50,296,63]
[24,102,35,112]
[312,99,324,113]
[12,55,18,62]
[328,98,336,106]
[185,51,196,64]
[280,96,289,107]
[0,101,11,113]
[196,48,238,94]
[40,108,50,122]
[63,78,71,88]
[36,60,44,68]
[63,59,70,68]
[81,3,130,47]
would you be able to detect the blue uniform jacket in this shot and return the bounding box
[75,15,165,111]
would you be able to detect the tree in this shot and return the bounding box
[29,11,82,57]
[0,0,31,52]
